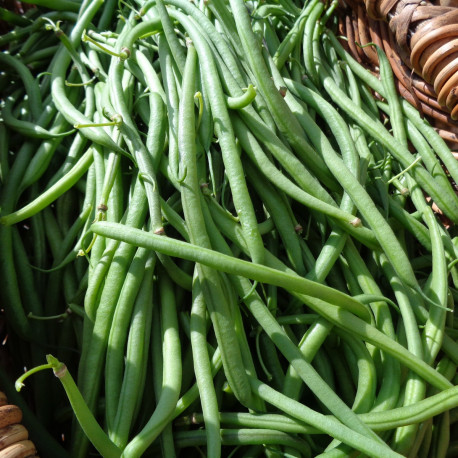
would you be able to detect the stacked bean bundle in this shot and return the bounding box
[1,0,458,456]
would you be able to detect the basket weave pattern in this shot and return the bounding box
[337,0,458,147]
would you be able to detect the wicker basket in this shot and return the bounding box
[336,0,458,149]
[0,392,37,458]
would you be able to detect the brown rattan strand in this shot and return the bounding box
[446,86,458,110]
[357,4,379,61]
[411,23,458,75]
[438,71,458,108]
[452,101,458,119]
[433,54,458,95]
[420,37,458,80]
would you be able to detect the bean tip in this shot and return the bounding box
[350,217,362,227]
[119,47,130,60]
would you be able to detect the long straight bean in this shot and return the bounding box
[122,272,182,457]
[190,277,222,458]
[177,42,253,407]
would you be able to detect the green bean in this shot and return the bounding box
[226,84,257,109]
[20,123,81,194]
[21,355,121,457]
[422,206,448,365]
[440,335,458,367]
[174,428,311,454]
[432,411,450,458]
[387,197,432,251]
[173,345,222,419]
[0,20,40,48]
[155,0,186,74]
[282,318,333,400]
[0,53,43,120]
[323,32,458,223]
[0,147,94,226]
[375,45,408,150]
[91,222,373,321]
[104,247,151,432]
[111,253,156,449]
[228,0,337,191]
[257,331,286,390]
[0,123,9,185]
[286,79,423,292]
[190,276,222,458]
[188,383,458,433]
[190,411,320,435]
[249,377,401,458]
[302,0,321,85]
[23,0,81,12]
[121,272,181,457]
[2,93,73,139]
[177,42,252,407]
[325,340,355,408]
[158,34,181,182]
[198,201,386,446]
[245,161,306,276]
[337,329,377,413]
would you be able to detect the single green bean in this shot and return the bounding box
[111,253,156,449]
[121,272,182,457]
[190,276,222,458]
[0,147,94,226]
[91,222,372,321]
[177,43,253,407]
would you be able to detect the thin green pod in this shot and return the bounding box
[121,272,182,457]
[105,247,151,433]
[177,43,253,407]
[249,378,402,458]
[164,9,265,265]
[226,84,257,109]
[285,78,421,292]
[111,253,156,449]
[0,53,43,120]
[90,222,372,322]
[1,94,74,139]
[190,276,222,458]
[199,199,384,445]
[422,206,448,365]
[0,147,94,226]
[227,0,338,191]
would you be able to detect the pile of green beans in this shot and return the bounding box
[1,0,458,456]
